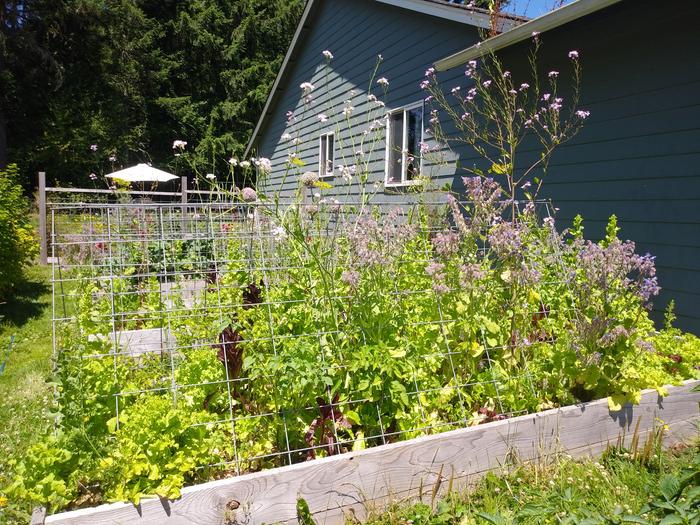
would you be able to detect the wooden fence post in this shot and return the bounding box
[38,171,47,265]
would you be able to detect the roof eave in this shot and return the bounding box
[434,0,623,71]
[375,0,523,31]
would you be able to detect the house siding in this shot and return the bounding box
[252,0,700,333]
[254,0,482,203]
[500,0,700,332]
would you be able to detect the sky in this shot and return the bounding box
[509,0,576,18]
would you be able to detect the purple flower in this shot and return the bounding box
[341,269,360,288]
[420,79,430,89]
[463,176,505,229]
[424,67,435,77]
[636,340,655,354]
[90,144,98,152]
[488,222,522,258]
[425,261,444,277]
[576,239,661,308]
[460,263,485,287]
[568,50,579,59]
[548,71,559,78]
[426,261,449,294]
[576,110,591,119]
[432,231,460,256]
[598,325,629,347]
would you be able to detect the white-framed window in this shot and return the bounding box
[385,101,424,186]
[318,132,335,178]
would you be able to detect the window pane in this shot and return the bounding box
[326,134,334,175]
[388,112,403,183]
[406,106,422,180]
[319,135,327,176]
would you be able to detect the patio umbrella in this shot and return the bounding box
[106,163,178,183]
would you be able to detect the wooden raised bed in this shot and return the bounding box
[39,381,699,525]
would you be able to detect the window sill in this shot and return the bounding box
[384,179,422,188]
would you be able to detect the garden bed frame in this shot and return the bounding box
[37,380,699,525]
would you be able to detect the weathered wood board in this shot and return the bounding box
[110,328,176,357]
[44,381,699,525]
[160,279,208,310]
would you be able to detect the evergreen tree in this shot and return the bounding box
[1,0,303,185]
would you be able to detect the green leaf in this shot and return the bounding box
[476,511,507,525]
[297,497,317,525]
[608,394,628,412]
[659,474,681,501]
[389,348,406,358]
[490,162,511,175]
[658,515,684,525]
[470,341,484,358]
[483,319,499,334]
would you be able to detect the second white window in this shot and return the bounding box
[386,101,423,186]
[319,132,335,177]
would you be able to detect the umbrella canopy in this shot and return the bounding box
[106,163,178,183]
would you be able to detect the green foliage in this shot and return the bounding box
[1,0,303,185]
[0,164,37,298]
[4,201,699,514]
[3,434,79,510]
[359,442,700,525]
[100,396,220,504]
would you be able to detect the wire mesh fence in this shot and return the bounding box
[50,198,568,477]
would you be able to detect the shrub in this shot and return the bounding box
[0,164,37,297]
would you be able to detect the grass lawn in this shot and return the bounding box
[0,263,54,521]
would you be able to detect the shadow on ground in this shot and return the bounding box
[0,274,50,328]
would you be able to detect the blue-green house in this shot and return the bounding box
[245,0,700,333]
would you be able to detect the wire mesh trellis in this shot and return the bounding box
[50,198,570,478]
